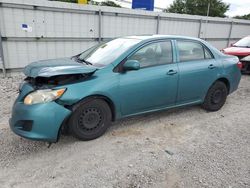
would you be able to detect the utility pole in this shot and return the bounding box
[206,2,210,17]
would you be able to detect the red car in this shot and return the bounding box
[222,36,250,73]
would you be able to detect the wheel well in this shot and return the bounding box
[217,77,230,93]
[73,95,116,121]
[58,95,116,141]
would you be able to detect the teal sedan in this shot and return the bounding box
[10,35,241,142]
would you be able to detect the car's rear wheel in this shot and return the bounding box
[69,99,112,141]
[202,81,228,111]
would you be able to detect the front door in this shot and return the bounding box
[118,40,179,116]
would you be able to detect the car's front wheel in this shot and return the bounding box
[69,99,112,141]
[202,81,228,111]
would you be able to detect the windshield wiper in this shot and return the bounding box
[73,55,93,65]
[80,58,93,65]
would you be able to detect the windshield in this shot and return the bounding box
[233,36,250,48]
[78,38,141,67]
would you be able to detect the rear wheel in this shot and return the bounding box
[202,81,228,111]
[69,99,112,141]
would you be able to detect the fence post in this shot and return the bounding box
[198,19,202,38]
[0,30,6,77]
[227,21,233,47]
[98,9,102,43]
[156,14,160,34]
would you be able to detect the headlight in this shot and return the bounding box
[24,88,66,105]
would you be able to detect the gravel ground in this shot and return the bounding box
[0,74,249,188]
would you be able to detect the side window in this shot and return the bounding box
[127,41,173,68]
[177,41,213,62]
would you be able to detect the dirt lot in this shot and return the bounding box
[0,74,249,188]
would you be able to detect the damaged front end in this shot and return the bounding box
[10,58,98,142]
[23,57,97,87]
[24,73,95,89]
[20,58,98,104]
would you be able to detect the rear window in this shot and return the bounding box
[177,41,213,62]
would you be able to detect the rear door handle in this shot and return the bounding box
[208,64,216,69]
[167,70,177,75]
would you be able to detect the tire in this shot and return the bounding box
[69,99,112,141]
[202,81,228,112]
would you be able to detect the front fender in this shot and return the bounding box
[57,71,121,119]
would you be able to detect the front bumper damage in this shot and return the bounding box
[9,83,71,142]
[10,101,71,142]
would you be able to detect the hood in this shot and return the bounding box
[223,47,250,56]
[24,58,97,78]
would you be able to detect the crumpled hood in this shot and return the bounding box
[24,58,97,78]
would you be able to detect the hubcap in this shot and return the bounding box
[78,108,102,131]
[212,89,223,104]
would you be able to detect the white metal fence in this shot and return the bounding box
[0,0,250,74]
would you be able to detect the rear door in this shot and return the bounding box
[118,40,179,116]
[175,40,219,104]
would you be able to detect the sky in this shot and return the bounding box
[95,0,250,17]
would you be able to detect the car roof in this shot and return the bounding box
[120,34,223,59]
[123,34,202,42]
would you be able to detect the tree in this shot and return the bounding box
[164,0,230,17]
[234,13,250,20]
[100,1,121,7]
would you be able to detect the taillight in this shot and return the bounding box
[237,61,242,69]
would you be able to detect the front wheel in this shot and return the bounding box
[202,81,228,112]
[69,99,112,141]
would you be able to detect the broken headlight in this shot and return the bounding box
[24,88,66,105]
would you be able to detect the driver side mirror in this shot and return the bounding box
[123,60,140,71]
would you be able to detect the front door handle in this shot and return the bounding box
[167,70,177,75]
[208,64,216,69]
